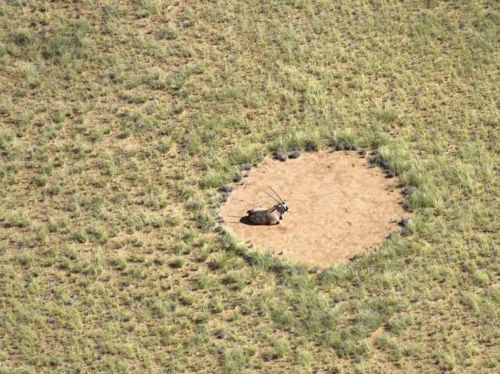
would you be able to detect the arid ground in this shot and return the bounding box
[221,151,409,267]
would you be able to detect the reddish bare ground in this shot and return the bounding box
[220,151,409,268]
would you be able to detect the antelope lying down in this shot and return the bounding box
[246,187,289,225]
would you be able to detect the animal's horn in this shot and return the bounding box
[264,189,281,204]
[268,186,285,203]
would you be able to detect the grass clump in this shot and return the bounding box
[222,349,251,374]
[228,144,262,165]
[262,338,291,361]
[273,129,322,152]
[220,272,245,291]
[329,129,358,151]
[169,257,185,269]
[200,170,233,189]
[8,29,35,47]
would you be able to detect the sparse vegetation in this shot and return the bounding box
[0,1,498,372]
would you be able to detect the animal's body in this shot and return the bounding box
[246,188,289,225]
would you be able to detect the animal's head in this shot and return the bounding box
[276,201,289,215]
[265,187,289,215]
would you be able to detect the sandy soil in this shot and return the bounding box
[220,151,409,268]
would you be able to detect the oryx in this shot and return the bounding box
[246,187,289,225]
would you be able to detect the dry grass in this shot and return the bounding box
[0,1,498,372]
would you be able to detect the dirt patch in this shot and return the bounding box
[220,151,409,268]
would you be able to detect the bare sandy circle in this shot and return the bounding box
[220,151,409,268]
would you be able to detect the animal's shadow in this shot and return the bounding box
[239,216,257,226]
[239,216,281,226]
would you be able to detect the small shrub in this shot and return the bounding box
[5,211,31,228]
[9,29,35,47]
[73,228,88,243]
[177,291,194,306]
[209,296,224,313]
[156,23,179,40]
[262,338,290,361]
[295,349,312,367]
[407,185,441,210]
[192,273,210,290]
[220,272,244,290]
[228,144,261,165]
[108,256,127,271]
[180,185,197,200]
[169,257,185,268]
[182,134,203,155]
[0,42,7,58]
[185,198,203,212]
[0,97,13,115]
[287,130,321,151]
[375,108,399,123]
[200,170,232,189]
[167,213,182,226]
[197,213,215,231]
[222,349,250,373]
[86,226,108,244]
[173,241,191,255]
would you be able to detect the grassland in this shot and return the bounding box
[0,0,498,372]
